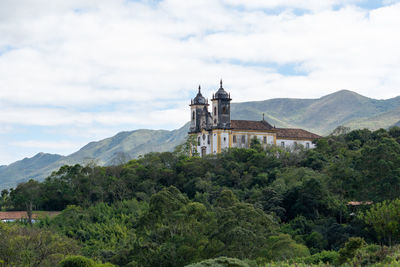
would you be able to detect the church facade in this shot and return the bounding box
[189,80,320,157]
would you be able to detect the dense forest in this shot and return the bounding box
[1,126,400,266]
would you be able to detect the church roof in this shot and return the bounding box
[276,128,321,140]
[230,120,320,140]
[192,86,207,105]
[212,80,231,100]
[231,120,274,130]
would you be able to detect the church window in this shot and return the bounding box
[241,135,246,143]
[192,111,195,120]
[214,119,216,124]
[281,141,285,147]
[214,107,217,115]
[223,137,226,142]
[306,143,310,149]
[263,136,267,144]
[207,135,210,144]
[233,135,236,143]
[222,106,226,114]
[198,137,200,146]
[202,134,206,140]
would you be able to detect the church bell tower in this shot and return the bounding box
[189,85,209,133]
[212,80,231,129]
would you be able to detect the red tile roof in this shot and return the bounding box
[230,120,320,140]
[231,120,274,130]
[0,211,60,220]
[276,128,321,140]
[347,201,373,206]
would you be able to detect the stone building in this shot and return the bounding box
[189,80,321,157]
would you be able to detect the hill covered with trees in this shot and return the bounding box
[1,126,400,266]
[1,90,400,189]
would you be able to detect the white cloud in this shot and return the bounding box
[1,0,400,163]
[12,140,82,150]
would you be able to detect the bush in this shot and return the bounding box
[185,257,255,267]
[59,256,96,267]
[337,237,366,264]
[59,255,115,267]
[301,250,339,265]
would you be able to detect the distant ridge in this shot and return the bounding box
[1,89,400,189]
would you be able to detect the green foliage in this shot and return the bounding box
[360,199,400,246]
[5,127,400,266]
[185,256,254,267]
[59,255,115,267]
[337,237,366,264]
[299,250,339,265]
[9,179,40,223]
[264,234,310,261]
[59,256,97,267]
[0,223,79,267]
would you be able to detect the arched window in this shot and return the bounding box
[192,111,195,120]
[214,107,217,115]
[222,107,226,114]
[202,134,206,140]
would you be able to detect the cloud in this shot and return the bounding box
[11,140,82,150]
[0,0,400,163]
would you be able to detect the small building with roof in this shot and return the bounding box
[189,80,321,156]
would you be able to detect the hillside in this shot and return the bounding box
[4,127,400,266]
[0,124,189,189]
[1,89,400,189]
[0,153,63,189]
[232,90,400,135]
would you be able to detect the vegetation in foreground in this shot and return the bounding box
[1,126,400,266]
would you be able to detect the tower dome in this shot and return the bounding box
[192,85,207,105]
[212,79,230,100]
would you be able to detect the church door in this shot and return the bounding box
[201,147,206,157]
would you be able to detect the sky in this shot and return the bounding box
[1,0,400,165]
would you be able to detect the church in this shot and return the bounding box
[189,80,321,157]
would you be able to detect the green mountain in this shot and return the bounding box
[0,153,63,189]
[1,89,399,189]
[0,125,189,189]
[231,90,400,135]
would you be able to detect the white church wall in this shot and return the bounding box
[196,132,212,156]
[221,132,230,150]
[277,139,315,149]
[231,131,275,148]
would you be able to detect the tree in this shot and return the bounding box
[0,189,9,210]
[359,199,400,246]
[10,179,41,224]
[185,257,252,267]
[331,126,350,136]
[337,237,366,264]
[59,255,115,267]
[0,223,79,266]
[174,134,199,157]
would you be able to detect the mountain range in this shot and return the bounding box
[1,89,399,189]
